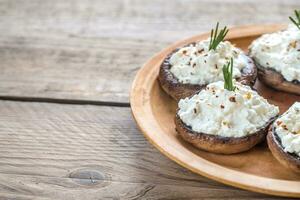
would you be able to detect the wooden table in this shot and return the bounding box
[0,1,298,199]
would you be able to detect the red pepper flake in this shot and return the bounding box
[281,124,288,130]
[276,121,282,126]
[198,49,204,54]
[193,108,197,114]
[229,96,236,102]
[290,41,297,49]
[220,105,225,109]
[182,50,187,55]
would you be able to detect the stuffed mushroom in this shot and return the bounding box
[159,23,257,101]
[175,80,279,154]
[267,102,300,173]
[249,22,300,95]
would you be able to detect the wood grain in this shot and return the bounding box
[131,25,300,197]
[0,101,281,199]
[1,1,300,199]
[0,0,299,103]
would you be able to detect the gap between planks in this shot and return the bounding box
[0,95,130,107]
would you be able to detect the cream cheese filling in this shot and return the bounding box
[178,81,279,137]
[274,102,300,157]
[169,39,249,85]
[250,25,300,82]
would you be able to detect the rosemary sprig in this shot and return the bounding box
[209,22,229,51]
[289,10,300,30]
[222,58,235,91]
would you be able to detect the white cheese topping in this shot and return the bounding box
[178,81,279,137]
[250,25,300,82]
[169,39,249,85]
[274,102,300,157]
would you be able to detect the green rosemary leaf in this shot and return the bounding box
[295,10,300,20]
[289,10,300,30]
[222,58,235,91]
[209,29,213,49]
[209,22,229,51]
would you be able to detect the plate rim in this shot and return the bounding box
[130,24,300,197]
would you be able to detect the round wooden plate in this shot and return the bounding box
[130,24,300,197]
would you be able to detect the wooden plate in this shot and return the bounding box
[130,24,300,197]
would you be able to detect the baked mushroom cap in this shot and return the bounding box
[158,46,257,101]
[249,25,300,95]
[175,114,276,154]
[254,60,300,95]
[267,126,300,173]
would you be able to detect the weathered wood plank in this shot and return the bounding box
[0,101,282,199]
[0,0,299,103]
[0,174,285,200]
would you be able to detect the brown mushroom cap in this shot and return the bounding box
[175,114,276,154]
[254,59,300,95]
[158,44,257,101]
[267,126,300,173]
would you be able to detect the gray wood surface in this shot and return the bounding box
[0,0,299,103]
[0,101,284,199]
[0,0,299,199]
